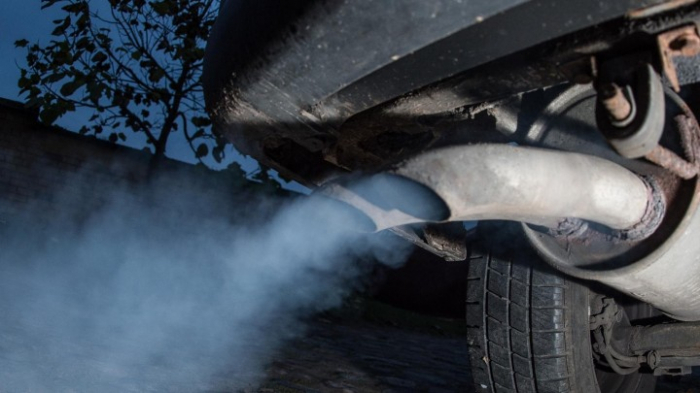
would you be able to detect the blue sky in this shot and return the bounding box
[0,1,115,129]
[1,2,64,106]
[0,0,308,192]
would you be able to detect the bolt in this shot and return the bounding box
[600,84,633,123]
[646,350,661,369]
[670,32,700,57]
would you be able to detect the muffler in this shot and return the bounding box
[322,144,700,321]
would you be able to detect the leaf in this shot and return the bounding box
[43,72,66,84]
[108,133,118,143]
[61,2,87,14]
[14,39,29,48]
[118,133,126,141]
[76,10,90,29]
[59,79,85,97]
[86,80,103,103]
[17,75,30,89]
[39,107,61,125]
[195,143,208,158]
[147,67,165,83]
[191,116,211,127]
[52,16,71,36]
[41,0,61,10]
[192,129,205,139]
[91,52,107,63]
[151,0,171,16]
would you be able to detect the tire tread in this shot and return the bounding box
[467,248,574,393]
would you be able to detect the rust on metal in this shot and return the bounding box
[646,145,698,179]
[676,114,700,163]
[628,0,698,19]
[657,25,700,92]
[420,223,467,261]
[647,103,700,179]
[600,84,633,122]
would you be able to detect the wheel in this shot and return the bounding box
[466,223,657,393]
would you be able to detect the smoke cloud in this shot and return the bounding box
[0,169,411,392]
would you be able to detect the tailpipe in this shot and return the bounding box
[321,144,655,233]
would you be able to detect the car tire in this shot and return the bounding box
[466,223,657,393]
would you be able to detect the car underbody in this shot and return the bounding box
[204,1,700,391]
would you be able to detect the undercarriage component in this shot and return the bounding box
[596,65,665,159]
[590,297,645,375]
[321,144,656,232]
[600,84,636,126]
[525,185,700,323]
[595,62,700,178]
[658,23,700,92]
[589,296,700,376]
[390,223,469,262]
[628,321,700,355]
[643,94,700,179]
[524,83,700,321]
[204,0,700,187]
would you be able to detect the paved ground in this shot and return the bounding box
[0,299,697,392]
[259,312,700,393]
[656,370,700,393]
[259,316,470,393]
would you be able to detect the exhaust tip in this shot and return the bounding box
[313,195,379,233]
[318,173,451,232]
[359,174,451,222]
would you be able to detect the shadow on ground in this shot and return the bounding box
[258,298,700,393]
[259,299,471,393]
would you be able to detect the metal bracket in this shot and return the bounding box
[589,297,623,330]
[658,24,700,92]
[390,223,468,262]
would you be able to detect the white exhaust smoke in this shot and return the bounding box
[0,169,411,391]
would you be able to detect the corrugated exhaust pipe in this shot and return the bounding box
[322,144,653,233]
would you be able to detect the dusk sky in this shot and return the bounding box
[0,1,306,191]
[1,2,65,103]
